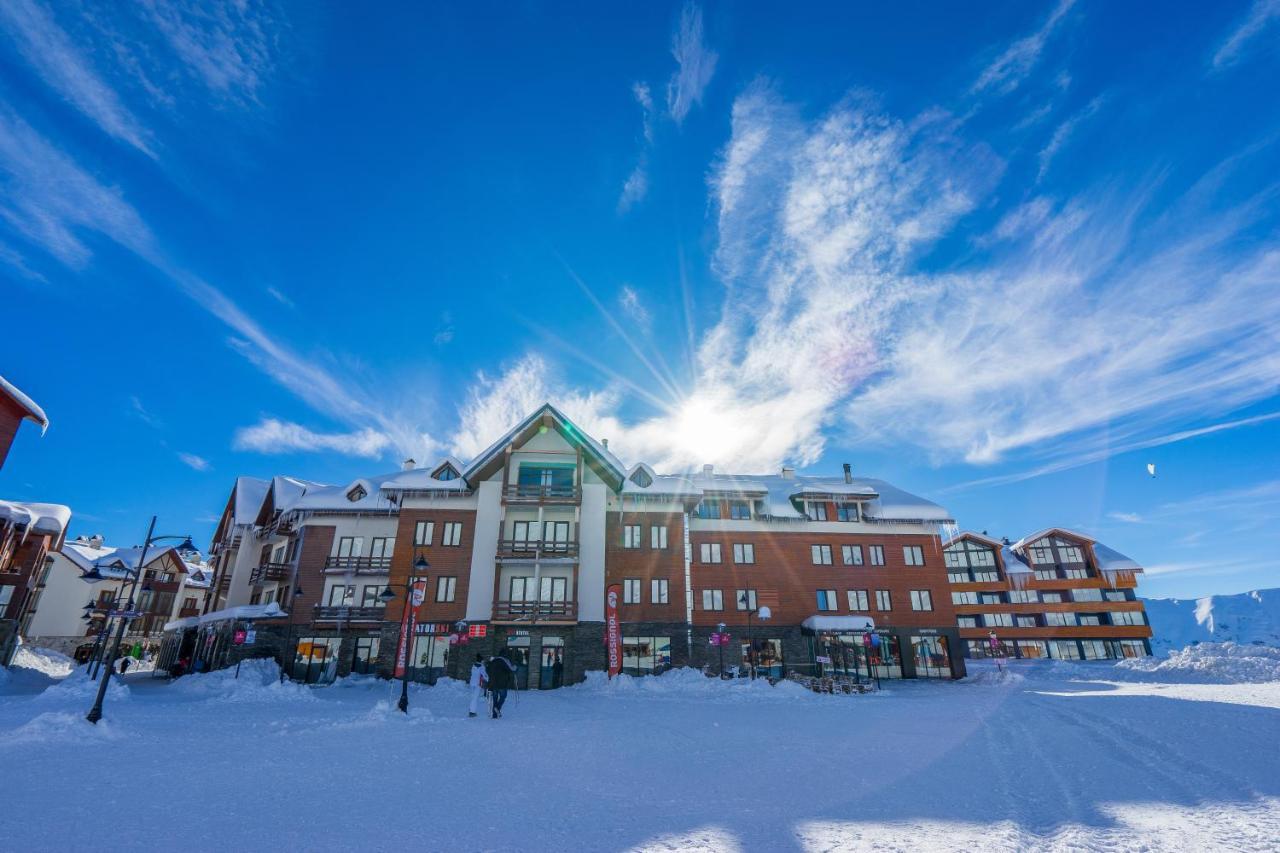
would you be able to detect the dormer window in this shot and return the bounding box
[347,485,367,502]
[805,502,828,521]
[836,503,859,522]
[629,468,653,488]
[433,463,459,481]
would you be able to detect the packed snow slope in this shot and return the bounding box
[1,648,1279,852]
[1144,587,1280,654]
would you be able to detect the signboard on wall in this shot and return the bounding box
[606,584,622,679]
[394,580,429,678]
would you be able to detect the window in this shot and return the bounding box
[733,543,755,564]
[847,589,869,610]
[841,545,863,566]
[1078,615,1102,626]
[836,503,859,522]
[910,590,933,611]
[869,545,885,566]
[1035,569,1059,581]
[1072,588,1103,602]
[701,589,724,611]
[952,591,978,605]
[1008,590,1039,603]
[1104,590,1129,602]
[1063,567,1089,579]
[352,637,381,675]
[811,545,833,565]
[973,569,1000,583]
[543,521,570,544]
[413,521,434,546]
[509,577,532,602]
[806,502,828,521]
[700,543,722,564]
[947,570,970,583]
[181,596,197,611]
[875,589,892,611]
[623,578,641,604]
[518,464,574,494]
[347,484,367,502]
[1055,538,1085,564]
[622,636,672,675]
[1041,592,1064,603]
[370,537,394,559]
[1016,640,1048,658]
[903,546,925,566]
[336,537,363,558]
[1045,612,1077,626]
[944,548,967,569]
[328,585,354,606]
[729,501,752,520]
[1028,539,1056,565]
[622,524,641,549]
[816,589,838,611]
[1080,640,1109,660]
[695,501,721,519]
[1016,615,1038,628]
[1111,610,1145,626]
[979,593,1003,605]
[434,576,456,603]
[651,578,669,604]
[650,525,668,549]
[736,589,758,610]
[957,616,978,628]
[512,521,535,544]
[984,612,1013,627]
[1050,641,1082,660]
[361,585,383,607]
[441,522,463,547]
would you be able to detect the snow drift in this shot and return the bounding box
[1113,642,1280,684]
[168,659,317,704]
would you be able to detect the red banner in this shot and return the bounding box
[394,580,429,678]
[606,583,622,678]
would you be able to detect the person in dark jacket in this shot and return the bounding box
[552,653,564,688]
[484,649,516,718]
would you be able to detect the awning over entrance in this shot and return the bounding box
[163,602,286,632]
[800,615,875,633]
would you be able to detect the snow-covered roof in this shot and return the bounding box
[0,374,49,432]
[622,464,702,498]
[800,615,876,632]
[685,472,951,522]
[1008,527,1095,551]
[1000,546,1032,575]
[380,467,470,493]
[1093,542,1144,574]
[462,403,628,485]
[232,476,271,525]
[164,602,286,631]
[64,543,186,580]
[0,500,71,539]
[942,531,1005,549]
[281,470,402,513]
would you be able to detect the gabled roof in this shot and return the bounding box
[256,475,329,525]
[622,464,702,499]
[688,472,952,522]
[942,531,1005,549]
[1009,527,1095,552]
[430,456,465,480]
[462,403,627,488]
[63,542,186,580]
[232,477,271,526]
[0,374,49,433]
[1092,542,1143,574]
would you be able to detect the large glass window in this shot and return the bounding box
[369,537,394,559]
[695,501,721,519]
[1045,611,1077,626]
[1111,610,1145,626]
[733,543,755,564]
[1016,640,1048,659]
[701,589,723,611]
[518,465,574,494]
[842,545,863,566]
[650,578,669,604]
[328,584,354,606]
[336,537,363,558]
[1049,642,1082,660]
[836,504,859,522]
[911,636,951,678]
[811,545,833,565]
[292,637,341,684]
[623,578,641,604]
[952,591,978,605]
[728,501,752,520]
[984,612,1013,627]
[622,525,641,549]
[806,502,828,521]
[1008,590,1039,603]
[700,543,722,564]
[622,636,672,676]
[650,525,668,549]
[352,637,380,675]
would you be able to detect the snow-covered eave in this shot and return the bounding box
[0,374,49,433]
[165,602,287,631]
[1009,527,1095,552]
[0,500,72,544]
[942,531,1005,549]
[863,514,956,525]
[800,615,876,633]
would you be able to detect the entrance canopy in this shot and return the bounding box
[163,602,286,632]
[800,615,875,634]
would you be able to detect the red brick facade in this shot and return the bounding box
[605,512,687,623]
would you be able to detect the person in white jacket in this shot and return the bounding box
[467,654,487,717]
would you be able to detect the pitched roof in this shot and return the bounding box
[62,541,185,579]
[462,403,627,487]
[689,472,952,522]
[0,374,48,432]
[0,500,71,541]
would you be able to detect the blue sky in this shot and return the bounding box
[2,1,1278,600]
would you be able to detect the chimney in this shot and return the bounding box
[842,462,852,484]
[781,466,795,479]
[1001,537,1010,546]
[402,458,416,472]
[702,464,714,477]
[89,534,104,549]
[601,439,609,449]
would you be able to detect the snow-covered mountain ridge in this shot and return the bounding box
[1144,588,1280,655]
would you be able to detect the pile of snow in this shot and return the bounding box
[168,658,317,704]
[570,667,819,701]
[1113,642,1280,684]
[1144,588,1280,654]
[37,671,130,704]
[11,644,75,678]
[963,660,1026,686]
[0,712,126,746]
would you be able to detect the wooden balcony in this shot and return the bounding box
[501,484,581,505]
[178,606,201,618]
[250,562,291,585]
[313,605,388,623]
[491,600,578,624]
[494,539,579,561]
[324,556,392,575]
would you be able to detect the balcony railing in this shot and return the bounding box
[178,606,201,618]
[324,556,392,574]
[491,600,578,623]
[313,605,388,623]
[250,562,291,585]
[217,575,231,592]
[494,539,579,560]
[502,484,581,504]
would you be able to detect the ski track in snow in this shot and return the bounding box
[0,653,1277,852]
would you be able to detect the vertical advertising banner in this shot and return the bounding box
[606,583,622,679]
[394,580,430,678]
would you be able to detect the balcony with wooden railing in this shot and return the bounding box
[494,539,579,561]
[313,605,388,623]
[491,600,578,624]
[501,484,581,505]
[323,556,393,575]
[250,562,291,585]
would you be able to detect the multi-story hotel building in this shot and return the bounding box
[169,404,1151,685]
[944,530,1151,660]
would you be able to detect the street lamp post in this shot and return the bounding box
[381,552,429,714]
[716,621,726,677]
[85,516,194,724]
[739,593,755,679]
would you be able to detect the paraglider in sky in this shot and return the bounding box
[1146,463,1156,477]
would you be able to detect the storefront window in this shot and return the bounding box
[1016,640,1048,659]
[352,637,380,675]
[411,633,449,681]
[622,636,672,676]
[293,636,340,684]
[911,635,951,678]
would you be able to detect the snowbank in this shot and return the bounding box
[168,659,317,704]
[37,671,130,704]
[1113,642,1280,684]
[570,667,818,702]
[0,711,126,746]
[11,645,75,678]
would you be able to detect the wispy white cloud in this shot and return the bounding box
[617,162,649,213]
[177,451,210,471]
[130,395,163,429]
[633,81,655,143]
[265,285,293,307]
[1107,511,1143,523]
[1038,95,1106,181]
[1212,0,1280,69]
[972,0,1077,97]
[434,311,455,346]
[0,0,155,155]
[234,418,392,458]
[666,3,718,124]
[618,285,651,331]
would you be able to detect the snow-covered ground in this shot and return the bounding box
[2,647,1278,852]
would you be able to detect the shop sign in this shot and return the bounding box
[468,624,487,638]
[816,655,832,664]
[395,580,429,678]
[606,584,622,678]
[244,630,257,645]
[233,629,246,645]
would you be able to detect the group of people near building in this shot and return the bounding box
[468,649,520,719]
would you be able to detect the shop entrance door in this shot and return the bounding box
[539,637,565,689]
[911,635,951,678]
[507,636,531,689]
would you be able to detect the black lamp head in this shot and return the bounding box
[413,555,429,572]
[379,586,396,602]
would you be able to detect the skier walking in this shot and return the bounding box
[484,648,516,719]
[467,653,487,717]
